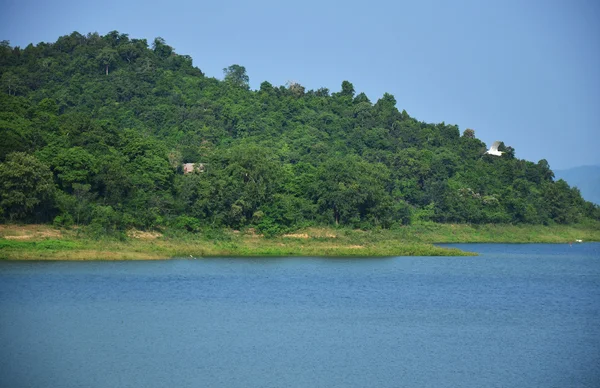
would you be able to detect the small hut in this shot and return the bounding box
[183,163,205,174]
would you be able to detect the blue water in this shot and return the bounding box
[1,243,599,388]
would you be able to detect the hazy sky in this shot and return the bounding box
[1,0,598,170]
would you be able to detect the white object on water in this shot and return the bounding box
[485,141,504,156]
[575,239,583,243]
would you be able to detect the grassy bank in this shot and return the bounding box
[387,222,600,243]
[0,223,598,260]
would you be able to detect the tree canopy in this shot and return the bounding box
[0,31,597,234]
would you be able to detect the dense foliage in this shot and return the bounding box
[1,32,597,234]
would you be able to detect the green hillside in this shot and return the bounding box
[1,31,598,236]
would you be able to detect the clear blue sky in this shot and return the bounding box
[1,0,598,170]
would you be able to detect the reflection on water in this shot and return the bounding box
[1,244,599,388]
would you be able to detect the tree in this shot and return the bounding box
[462,128,475,138]
[104,30,129,47]
[96,47,118,75]
[213,143,282,227]
[259,81,274,93]
[287,81,305,97]
[374,93,399,128]
[118,42,143,63]
[1,71,24,95]
[152,37,173,58]
[537,159,554,181]
[55,183,95,226]
[542,179,582,224]
[223,64,249,89]
[0,96,33,160]
[52,147,97,190]
[340,80,355,98]
[0,153,55,221]
[315,155,390,226]
[315,87,330,97]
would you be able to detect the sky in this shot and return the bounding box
[1,0,599,170]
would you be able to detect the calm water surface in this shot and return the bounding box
[1,243,599,387]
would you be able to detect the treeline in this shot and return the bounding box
[0,31,597,235]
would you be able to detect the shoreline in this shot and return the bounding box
[1,223,598,260]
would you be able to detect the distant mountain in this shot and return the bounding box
[554,166,600,205]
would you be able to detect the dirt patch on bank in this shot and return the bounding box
[284,230,337,239]
[283,233,310,239]
[0,225,62,240]
[127,230,162,240]
[4,235,34,240]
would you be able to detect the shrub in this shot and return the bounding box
[174,216,201,232]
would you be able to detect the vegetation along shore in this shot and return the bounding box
[1,223,598,260]
[1,31,599,259]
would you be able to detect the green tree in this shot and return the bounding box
[118,42,143,63]
[0,153,55,221]
[214,143,282,227]
[223,64,249,89]
[340,80,355,98]
[462,128,475,138]
[152,37,173,58]
[52,147,97,190]
[315,155,390,226]
[1,71,24,95]
[0,96,33,160]
[96,47,118,75]
[537,159,554,181]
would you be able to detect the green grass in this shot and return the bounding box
[390,222,600,243]
[0,239,82,260]
[1,222,599,260]
[0,239,80,250]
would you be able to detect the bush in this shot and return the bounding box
[174,216,202,232]
[53,213,74,228]
[256,217,285,238]
[87,205,123,238]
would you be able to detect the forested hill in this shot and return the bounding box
[0,31,597,235]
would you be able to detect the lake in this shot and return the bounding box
[1,243,599,387]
